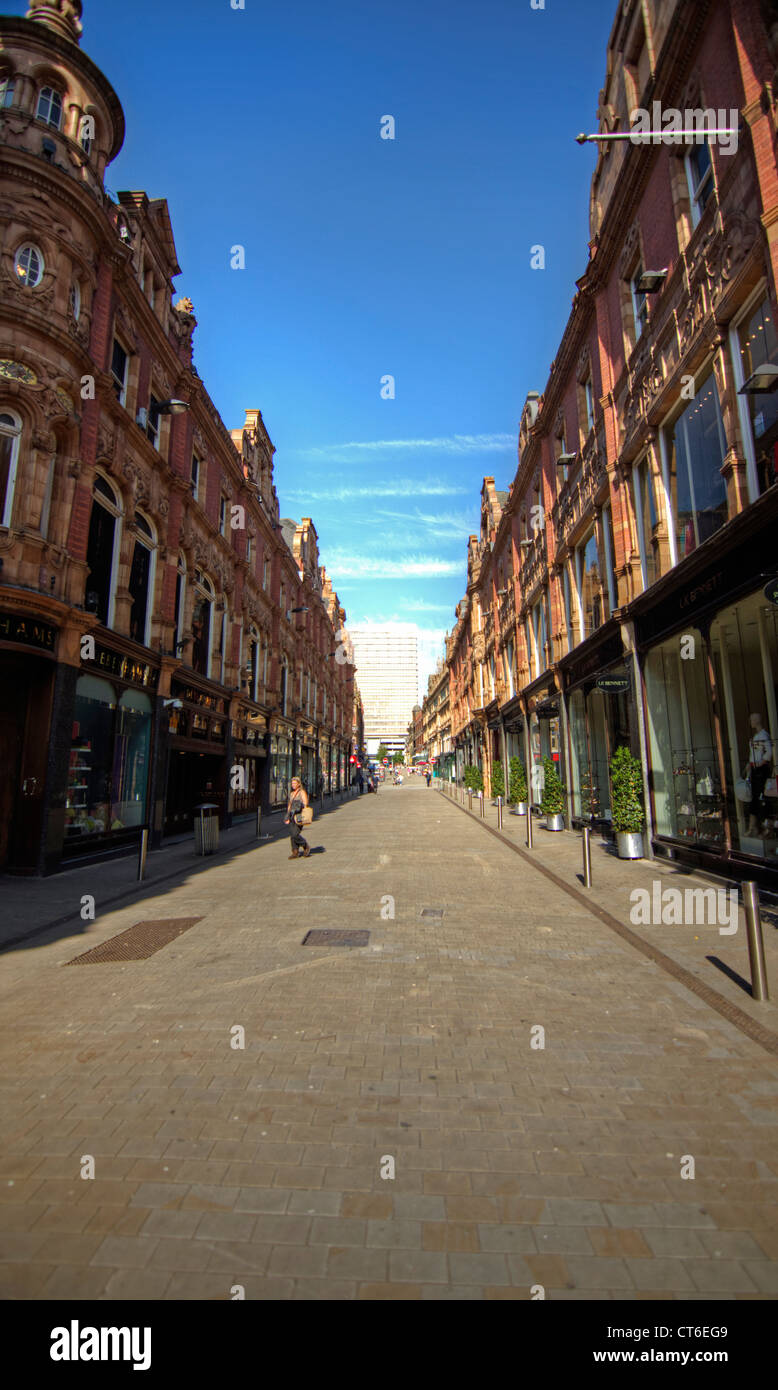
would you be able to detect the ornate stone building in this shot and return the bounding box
[446,0,778,884]
[0,1,356,872]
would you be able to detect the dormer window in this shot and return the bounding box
[36,86,62,129]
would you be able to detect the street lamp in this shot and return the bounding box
[150,399,190,418]
[635,268,668,294]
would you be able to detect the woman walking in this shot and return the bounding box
[285,777,311,859]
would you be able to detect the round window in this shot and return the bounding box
[14,244,44,288]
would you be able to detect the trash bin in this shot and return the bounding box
[194,802,219,855]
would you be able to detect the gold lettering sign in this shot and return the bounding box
[0,610,56,650]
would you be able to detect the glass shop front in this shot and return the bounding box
[269,723,294,807]
[65,671,154,855]
[635,495,778,878]
[643,589,778,864]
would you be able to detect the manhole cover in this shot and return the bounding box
[67,918,202,964]
[302,929,370,947]
[420,908,444,919]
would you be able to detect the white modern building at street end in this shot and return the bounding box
[348,626,419,756]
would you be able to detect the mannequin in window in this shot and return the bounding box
[746,712,772,836]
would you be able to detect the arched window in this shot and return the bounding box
[0,410,22,528]
[128,511,155,647]
[36,86,62,129]
[14,244,44,288]
[174,552,186,656]
[85,474,122,627]
[191,570,214,677]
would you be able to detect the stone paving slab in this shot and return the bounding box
[0,781,777,1299]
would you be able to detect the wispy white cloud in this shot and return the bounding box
[371,507,475,539]
[284,477,469,503]
[297,433,515,464]
[321,551,463,579]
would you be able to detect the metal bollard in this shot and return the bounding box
[743,881,769,1001]
[497,795,503,829]
[467,790,473,812]
[256,806,262,839]
[582,825,592,887]
[137,827,149,881]
[479,791,485,818]
[526,806,533,849]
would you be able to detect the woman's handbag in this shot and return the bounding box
[295,806,314,826]
[734,775,751,803]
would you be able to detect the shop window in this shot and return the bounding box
[86,475,122,626]
[36,86,62,129]
[128,512,155,646]
[633,457,659,590]
[14,244,44,288]
[686,140,713,225]
[0,77,15,108]
[736,297,778,495]
[191,570,214,677]
[663,372,728,559]
[67,677,152,842]
[644,632,721,845]
[111,340,128,405]
[709,592,778,855]
[112,689,152,829]
[0,410,22,528]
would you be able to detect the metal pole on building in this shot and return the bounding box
[137,827,149,881]
[743,881,769,1001]
[582,825,592,887]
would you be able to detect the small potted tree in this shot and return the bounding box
[541,755,565,831]
[490,759,505,804]
[610,745,645,859]
[471,765,484,794]
[508,756,527,815]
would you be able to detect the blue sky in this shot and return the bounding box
[12,0,615,691]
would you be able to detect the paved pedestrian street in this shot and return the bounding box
[2,781,778,1302]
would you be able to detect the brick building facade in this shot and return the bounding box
[0,1,357,873]
[446,0,778,885]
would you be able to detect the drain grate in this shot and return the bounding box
[302,929,370,948]
[420,907,444,919]
[67,918,203,964]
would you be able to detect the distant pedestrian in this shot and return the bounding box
[285,777,311,859]
[426,772,432,787]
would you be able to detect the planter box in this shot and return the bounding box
[545,813,564,832]
[616,830,644,859]
[509,801,527,816]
